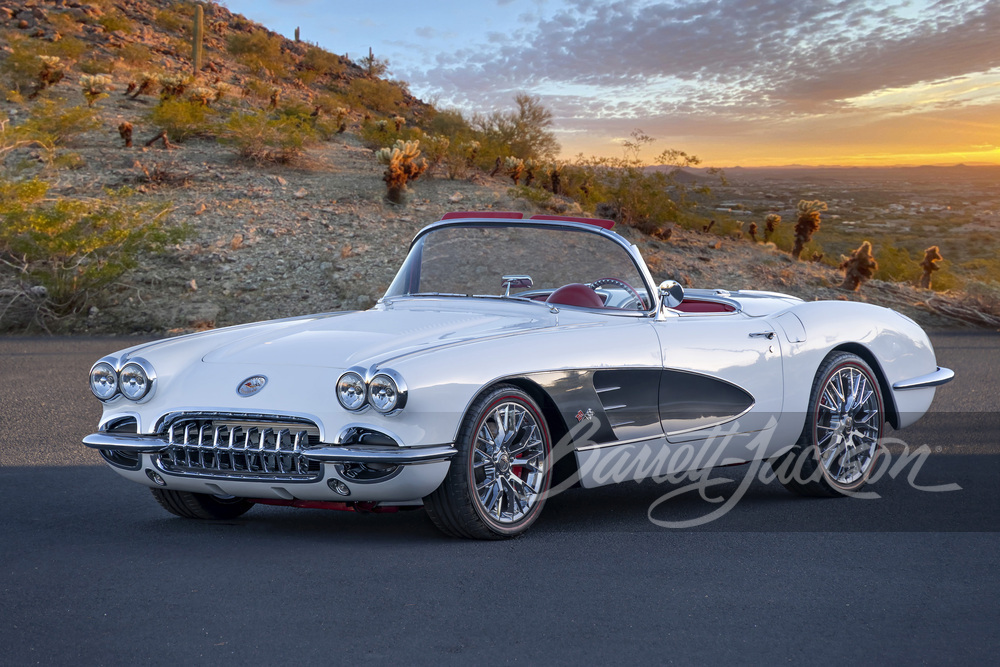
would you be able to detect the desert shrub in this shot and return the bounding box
[0,178,182,317]
[358,117,419,149]
[227,31,291,76]
[98,10,133,33]
[301,47,344,76]
[148,99,216,142]
[118,43,153,68]
[79,58,116,75]
[346,78,405,115]
[17,99,100,145]
[153,7,188,33]
[874,245,918,283]
[426,108,473,138]
[218,110,316,164]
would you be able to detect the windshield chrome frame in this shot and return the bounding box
[386,217,661,317]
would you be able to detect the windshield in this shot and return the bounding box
[385,223,654,311]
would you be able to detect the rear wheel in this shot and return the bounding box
[151,488,254,520]
[772,352,885,497]
[424,385,552,539]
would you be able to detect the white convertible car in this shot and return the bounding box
[85,213,953,538]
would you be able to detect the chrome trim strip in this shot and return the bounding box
[663,402,756,437]
[892,366,955,390]
[595,386,620,393]
[575,434,664,452]
[83,432,170,452]
[301,444,457,465]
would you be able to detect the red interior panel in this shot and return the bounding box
[546,284,605,309]
[673,300,736,313]
[441,211,524,220]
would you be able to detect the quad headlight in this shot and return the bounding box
[336,369,407,414]
[89,362,118,401]
[89,358,156,402]
[336,371,367,411]
[119,362,151,401]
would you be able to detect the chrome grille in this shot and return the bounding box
[156,419,322,481]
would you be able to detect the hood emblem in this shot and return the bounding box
[237,375,268,397]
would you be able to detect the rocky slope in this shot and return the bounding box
[0,0,996,334]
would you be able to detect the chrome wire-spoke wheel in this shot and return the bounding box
[472,401,547,525]
[772,352,886,498]
[815,365,882,486]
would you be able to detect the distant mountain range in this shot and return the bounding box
[663,164,1000,184]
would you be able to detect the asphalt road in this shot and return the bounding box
[1,331,998,664]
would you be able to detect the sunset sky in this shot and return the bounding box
[225,0,1000,168]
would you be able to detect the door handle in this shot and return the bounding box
[749,331,775,340]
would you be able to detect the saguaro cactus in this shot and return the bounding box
[919,246,943,289]
[376,140,429,204]
[192,4,204,76]
[839,241,878,291]
[295,26,300,42]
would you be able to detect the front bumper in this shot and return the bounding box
[82,432,456,465]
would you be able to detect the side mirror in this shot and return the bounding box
[658,280,684,309]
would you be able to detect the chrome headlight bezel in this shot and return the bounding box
[336,370,368,412]
[368,369,407,415]
[89,361,119,401]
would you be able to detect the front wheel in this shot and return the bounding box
[151,488,254,520]
[772,352,885,497]
[424,385,552,539]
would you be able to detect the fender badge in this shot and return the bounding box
[576,408,594,422]
[237,375,268,397]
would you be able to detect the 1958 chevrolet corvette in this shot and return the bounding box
[84,213,954,538]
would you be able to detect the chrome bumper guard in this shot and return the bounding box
[83,432,456,465]
[892,366,955,390]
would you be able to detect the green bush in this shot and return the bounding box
[218,110,316,164]
[0,178,182,316]
[148,99,216,142]
[227,31,291,76]
[18,99,100,145]
[97,10,134,33]
[301,46,344,76]
[346,78,405,114]
[874,245,919,283]
[118,43,153,68]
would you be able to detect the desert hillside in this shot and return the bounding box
[1,0,997,333]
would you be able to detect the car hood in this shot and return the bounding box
[197,302,556,369]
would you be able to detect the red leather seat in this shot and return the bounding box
[545,284,604,309]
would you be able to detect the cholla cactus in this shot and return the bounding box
[503,156,525,185]
[523,159,536,187]
[748,221,758,242]
[159,74,189,99]
[422,134,450,167]
[376,140,429,204]
[188,86,214,106]
[334,107,349,133]
[791,200,827,259]
[839,241,878,291]
[464,140,480,165]
[375,119,389,133]
[919,246,943,289]
[130,72,159,98]
[32,56,65,97]
[118,121,133,148]
[212,82,230,103]
[269,88,280,109]
[764,213,780,242]
[392,115,406,132]
[80,74,112,107]
[546,162,564,194]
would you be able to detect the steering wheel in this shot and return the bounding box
[589,277,644,310]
